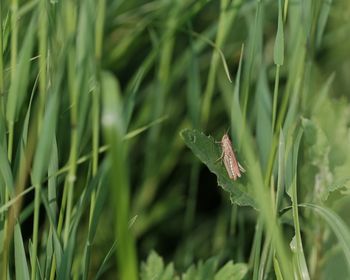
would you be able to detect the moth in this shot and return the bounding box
[217,133,245,180]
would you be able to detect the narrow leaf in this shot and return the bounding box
[274,0,284,66]
[14,223,30,280]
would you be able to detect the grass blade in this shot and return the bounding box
[14,223,30,280]
[300,203,350,275]
[101,71,138,280]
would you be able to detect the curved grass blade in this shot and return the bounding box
[300,203,350,275]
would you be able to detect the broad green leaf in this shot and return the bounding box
[214,261,247,280]
[180,129,256,208]
[140,251,171,280]
[300,118,331,201]
[161,263,175,280]
[301,118,328,166]
[196,258,218,280]
[182,257,218,280]
[311,96,350,199]
[182,265,196,280]
[312,73,335,114]
[140,251,175,280]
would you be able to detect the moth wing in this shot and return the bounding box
[223,155,237,180]
[238,162,246,173]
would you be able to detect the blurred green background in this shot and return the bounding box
[1,0,350,279]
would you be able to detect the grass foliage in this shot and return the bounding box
[1,0,350,279]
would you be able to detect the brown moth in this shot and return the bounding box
[218,133,245,180]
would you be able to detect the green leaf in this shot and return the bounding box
[57,163,106,280]
[255,69,272,170]
[301,118,332,201]
[274,0,284,66]
[101,71,137,280]
[182,257,218,280]
[40,192,63,272]
[231,44,244,144]
[94,241,117,280]
[14,223,30,280]
[124,68,145,129]
[140,251,175,280]
[276,129,285,210]
[6,17,36,124]
[285,126,303,197]
[31,91,59,185]
[0,142,14,195]
[82,174,108,279]
[300,203,350,275]
[284,126,310,279]
[316,0,333,47]
[198,258,218,280]
[273,256,283,280]
[180,129,256,208]
[182,265,196,280]
[214,261,248,280]
[48,138,58,218]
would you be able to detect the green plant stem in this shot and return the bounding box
[64,83,78,248]
[31,1,48,279]
[0,0,4,110]
[38,0,47,116]
[49,178,69,279]
[2,1,18,277]
[10,0,18,85]
[251,218,263,280]
[31,183,41,280]
[83,2,105,279]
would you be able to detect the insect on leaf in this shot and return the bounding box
[181,129,256,208]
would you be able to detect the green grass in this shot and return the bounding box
[1,0,350,279]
